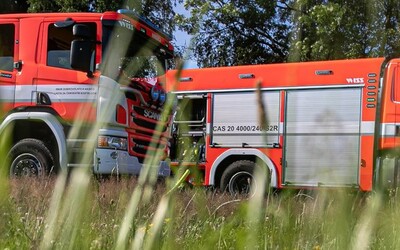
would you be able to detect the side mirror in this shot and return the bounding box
[73,24,91,39]
[70,40,93,76]
[70,24,95,76]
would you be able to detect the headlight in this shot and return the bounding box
[98,136,127,150]
[159,91,166,105]
[150,86,160,101]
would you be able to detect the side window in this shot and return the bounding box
[395,66,400,103]
[47,22,96,69]
[0,24,15,72]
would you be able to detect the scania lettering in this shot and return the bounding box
[144,109,162,121]
[166,58,400,194]
[0,10,173,177]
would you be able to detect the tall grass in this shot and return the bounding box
[2,176,400,249]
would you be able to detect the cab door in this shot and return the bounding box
[394,61,400,148]
[0,19,19,112]
[35,20,99,122]
[378,59,400,188]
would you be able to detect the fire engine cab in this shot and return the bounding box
[167,57,400,193]
[0,10,173,177]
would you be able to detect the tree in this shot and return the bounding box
[0,0,28,13]
[176,0,291,67]
[26,0,178,42]
[377,0,400,58]
[288,0,400,62]
[178,0,400,66]
[137,0,179,36]
[27,0,87,12]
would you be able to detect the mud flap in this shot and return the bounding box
[378,156,400,189]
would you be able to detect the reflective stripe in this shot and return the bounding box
[210,122,377,136]
[381,123,400,137]
[361,121,375,135]
[0,85,15,102]
[0,84,98,103]
[15,85,36,102]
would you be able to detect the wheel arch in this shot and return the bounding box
[0,112,68,171]
[209,149,278,188]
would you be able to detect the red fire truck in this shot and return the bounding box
[166,57,400,193]
[0,10,172,177]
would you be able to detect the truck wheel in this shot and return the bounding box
[220,160,271,196]
[7,139,54,177]
[220,160,257,195]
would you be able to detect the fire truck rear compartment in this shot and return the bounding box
[211,87,363,188]
[284,88,362,187]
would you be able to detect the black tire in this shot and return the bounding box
[220,160,270,195]
[7,138,55,177]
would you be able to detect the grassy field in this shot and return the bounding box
[0,60,398,250]
[1,172,400,249]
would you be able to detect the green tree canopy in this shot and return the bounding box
[177,0,400,67]
[27,0,87,12]
[26,0,178,39]
[0,0,28,13]
[288,0,400,62]
[176,0,291,67]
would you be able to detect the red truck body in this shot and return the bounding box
[0,10,173,177]
[167,58,400,193]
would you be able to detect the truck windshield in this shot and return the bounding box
[120,53,166,79]
[101,19,173,81]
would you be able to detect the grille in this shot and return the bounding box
[129,133,167,163]
[129,105,169,163]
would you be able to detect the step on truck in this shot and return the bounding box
[0,10,173,177]
[166,57,400,194]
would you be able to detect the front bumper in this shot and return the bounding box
[94,148,170,177]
